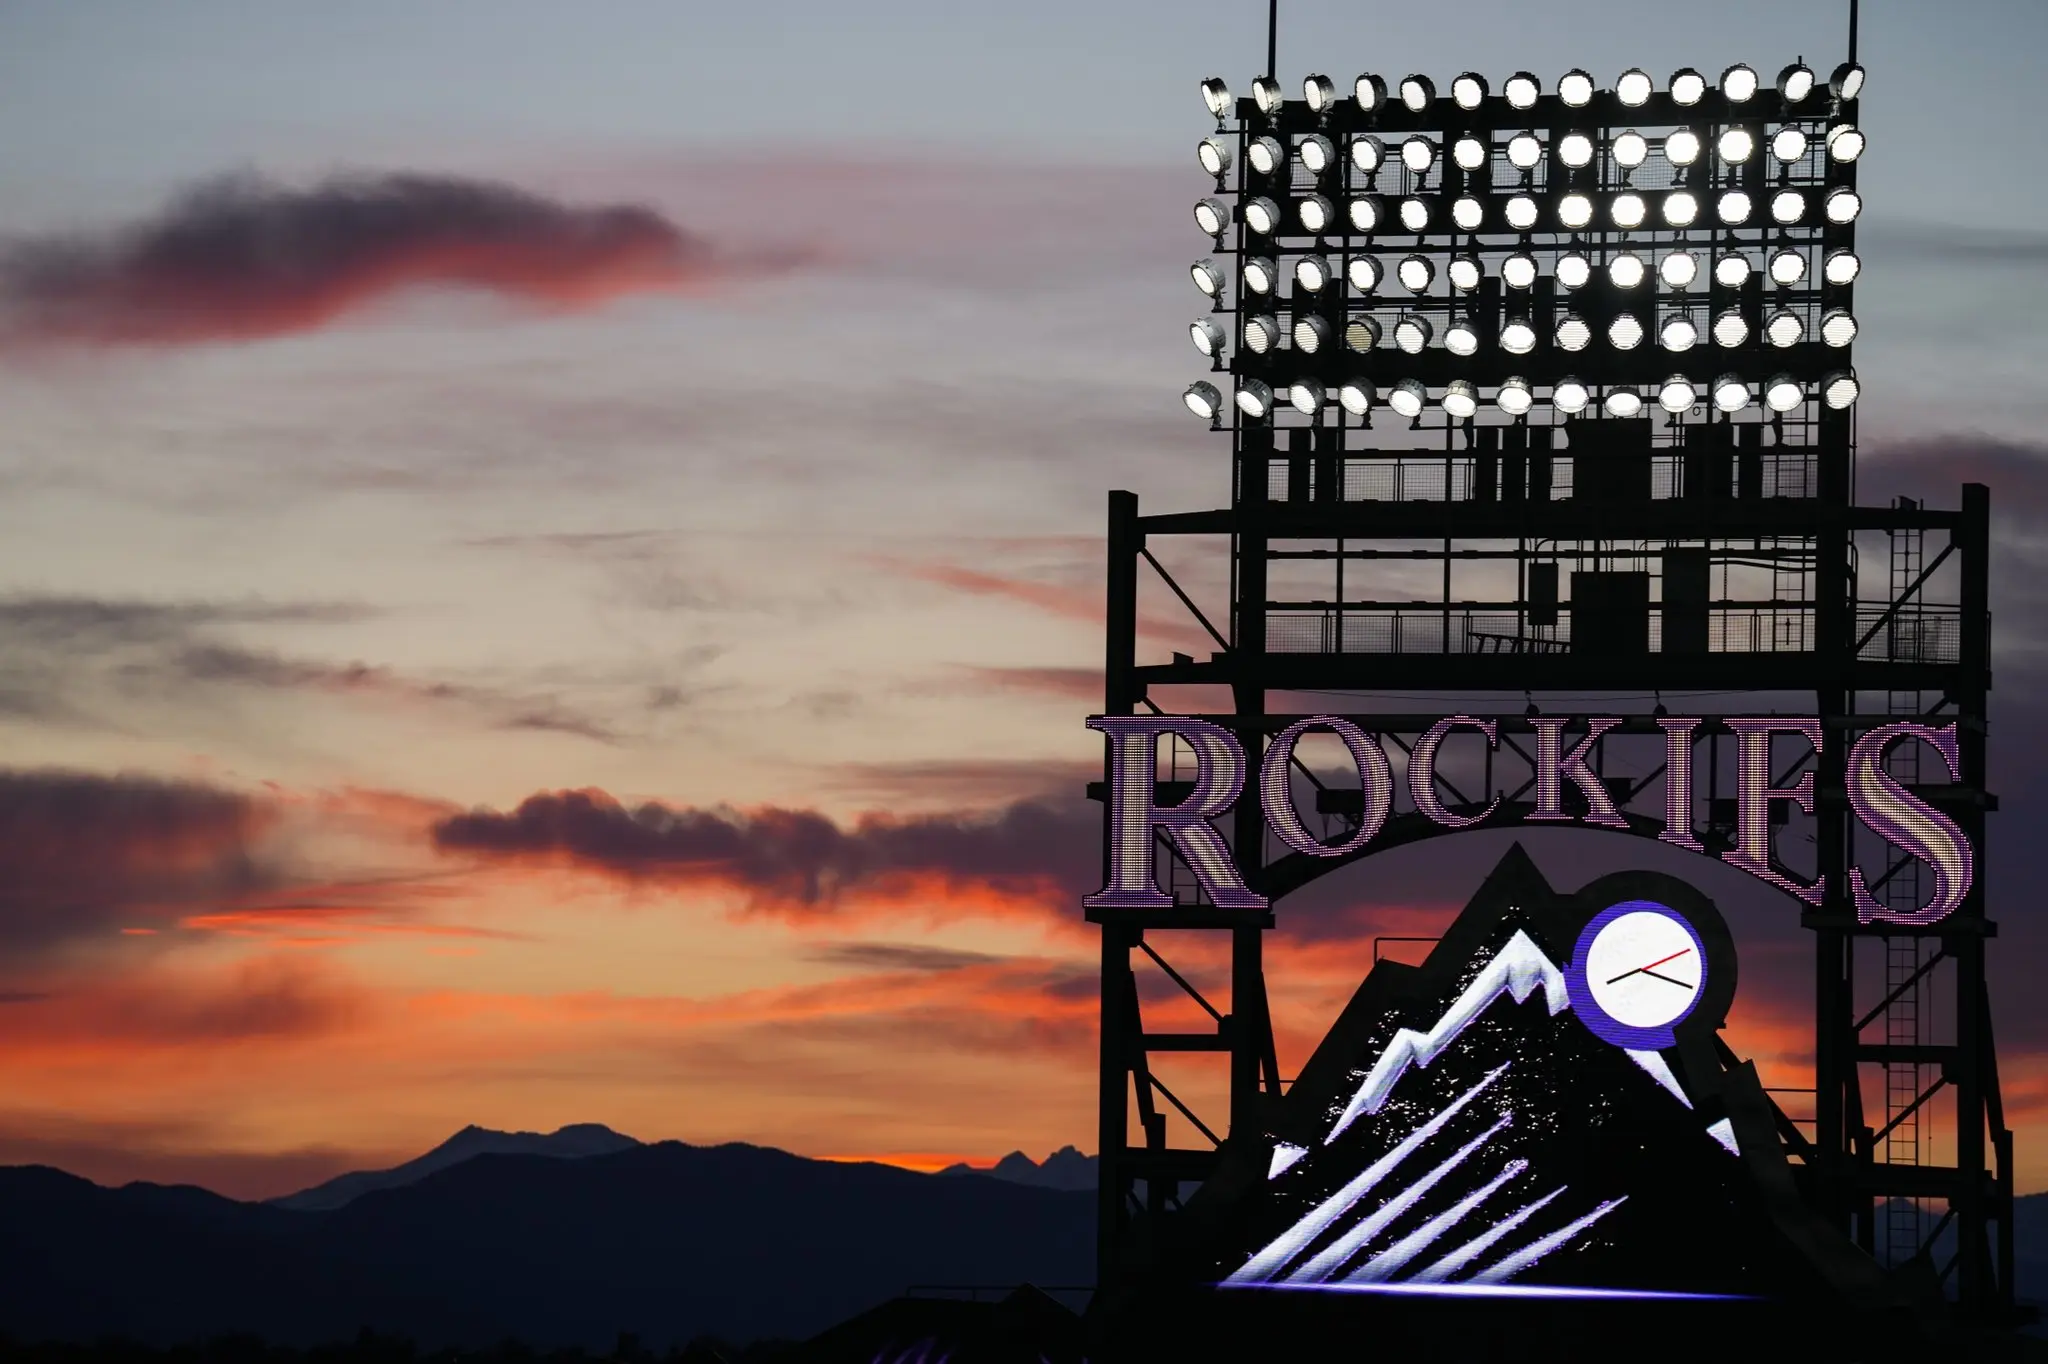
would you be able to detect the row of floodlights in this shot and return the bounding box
[1194,246,1861,301]
[1197,183,1861,238]
[1215,301,1855,359]
[1205,123,1866,181]
[1185,371,1861,421]
[1202,62,1866,122]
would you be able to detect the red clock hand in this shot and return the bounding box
[1604,946,1694,986]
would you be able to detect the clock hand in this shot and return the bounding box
[1640,967,1695,988]
[1604,947,1694,986]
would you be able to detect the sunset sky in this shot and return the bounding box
[1,0,2047,1201]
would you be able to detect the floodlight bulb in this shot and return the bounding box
[1506,195,1539,230]
[1300,195,1335,234]
[1200,78,1232,121]
[1663,191,1701,227]
[1824,249,1861,286]
[1289,378,1326,415]
[1610,314,1646,350]
[1252,76,1285,116]
[1769,248,1806,285]
[1292,315,1331,354]
[1352,134,1386,175]
[1248,136,1284,175]
[1660,251,1699,288]
[1719,127,1756,165]
[1825,188,1863,224]
[1613,193,1647,229]
[1660,376,1698,412]
[1295,254,1332,292]
[1506,72,1540,109]
[1355,72,1388,112]
[1501,316,1536,354]
[1824,369,1860,408]
[1190,258,1227,298]
[1713,374,1750,412]
[1772,190,1807,225]
[1394,313,1432,353]
[1184,381,1223,420]
[1713,309,1750,348]
[1243,314,1280,354]
[1831,62,1865,101]
[1194,197,1230,236]
[1347,254,1384,293]
[1303,73,1337,113]
[1827,124,1866,163]
[1557,253,1592,290]
[1554,378,1591,414]
[1765,309,1804,348]
[1507,132,1543,170]
[1399,197,1430,232]
[1609,253,1646,289]
[1401,136,1437,174]
[1717,190,1754,224]
[1339,379,1376,415]
[1780,63,1816,103]
[1243,256,1278,294]
[1661,315,1699,352]
[1560,132,1595,168]
[1448,254,1482,292]
[1559,69,1594,107]
[1389,378,1427,418]
[1497,378,1534,416]
[1765,374,1805,412]
[1300,134,1335,174]
[1671,68,1706,105]
[1560,193,1594,229]
[1617,68,1653,106]
[1503,253,1538,290]
[1197,138,1232,176]
[1190,317,1226,357]
[1398,254,1434,293]
[1606,389,1645,417]
[1345,316,1381,351]
[1665,129,1703,166]
[1715,252,1752,288]
[1453,72,1487,109]
[1556,314,1592,352]
[1237,377,1276,418]
[1821,309,1858,347]
[1443,380,1479,419]
[1451,196,1484,231]
[1445,321,1479,356]
[1615,130,1649,169]
[1399,74,1434,112]
[1722,64,1759,102]
[1244,196,1282,235]
[1453,136,1487,171]
[1772,126,1809,164]
[1348,195,1384,232]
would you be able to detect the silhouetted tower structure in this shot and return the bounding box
[1092,51,2015,1321]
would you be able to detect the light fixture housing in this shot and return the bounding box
[1505,195,1540,232]
[1830,62,1865,101]
[1665,129,1702,166]
[1559,132,1595,168]
[1660,375,1699,412]
[1661,315,1699,352]
[1771,190,1806,225]
[1339,379,1376,415]
[1660,251,1699,288]
[1401,136,1438,174]
[1821,309,1857,347]
[1445,319,1480,356]
[1553,378,1591,414]
[1453,135,1488,171]
[1194,197,1230,236]
[1715,252,1752,288]
[1347,254,1384,293]
[1778,63,1816,103]
[1616,68,1653,106]
[1501,316,1536,354]
[1765,374,1805,413]
[1393,313,1433,353]
[1351,134,1386,175]
[1606,389,1645,417]
[1243,314,1281,354]
[1443,379,1479,419]
[1765,309,1804,348]
[1399,197,1431,232]
[1295,254,1333,292]
[1557,253,1592,290]
[1303,73,1338,113]
[1355,72,1389,112]
[1717,190,1754,225]
[1190,317,1227,357]
[1614,130,1649,169]
[1713,309,1750,348]
[1609,314,1646,350]
[1505,72,1540,109]
[1244,196,1282,235]
[1452,72,1488,109]
[1300,195,1335,234]
[1299,134,1336,174]
[1721,64,1759,102]
[1289,378,1326,415]
[1497,378,1534,416]
[1248,136,1285,175]
[1447,254,1483,292]
[1347,195,1384,232]
[1243,256,1278,294]
[1507,132,1543,170]
[1824,368,1860,408]
[1237,377,1277,418]
[1825,187,1863,224]
[1827,124,1866,163]
[1502,253,1538,290]
[1559,193,1594,230]
[1559,69,1594,107]
[1197,138,1232,176]
[1769,247,1807,285]
[1772,126,1809,164]
[1608,252,1646,289]
[1292,315,1332,354]
[1556,314,1592,352]
[1184,381,1223,420]
[1345,316,1382,351]
[1398,254,1434,292]
[1200,78,1232,121]
[1191,258,1227,298]
[1399,74,1435,112]
[1252,76,1285,117]
[1824,249,1861,286]
[1388,378,1428,418]
[1719,127,1756,165]
[1713,374,1751,412]
[1612,193,1647,229]
[1670,68,1706,105]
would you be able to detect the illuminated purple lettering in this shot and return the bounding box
[1847,722,1973,926]
[1656,717,1705,852]
[1084,715,1267,910]
[1526,717,1627,828]
[1409,716,1500,829]
[1720,718,1824,906]
[1260,715,1394,857]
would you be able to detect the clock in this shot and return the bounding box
[1565,898,1708,1050]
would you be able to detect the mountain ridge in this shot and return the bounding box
[270,1121,641,1211]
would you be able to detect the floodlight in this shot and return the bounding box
[1300,134,1336,174]
[1665,129,1703,166]
[1448,254,1483,291]
[1713,309,1750,347]
[1660,375,1699,412]
[1394,313,1433,353]
[1505,195,1540,230]
[1197,138,1232,176]
[1443,380,1479,419]
[1339,379,1376,415]
[1824,249,1861,286]
[1613,193,1647,229]
[1560,132,1595,167]
[1244,313,1281,353]
[1660,250,1699,288]
[1398,253,1435,292]
[1348,195,1385,232]
[1765,308,1804,347]
[1446,320,1480,356]
[1506,72,1540,109]
[1303,73,1338,113]
[1609,252,1647,289]
[1713,373,1751,412]
[1559,69,1594,107]
[1244,256,1278,293]
[1830,62,1865,101]
[1719,127,1756,165]
[1347,254,1384,293]
[1244,197,1282,235]
[1191,258,1227,298]
[1402,136,1438,174]
[1294,255,1332,293]
[1249,136,1285,175]
[1769,247,1806,285]
[1388,378,1428,418]
[1300,195,1335,233]
[1773,126,1809,164]
[1400,74,1435,111]
[1671,67,1706,105]
[1200,78,1232,121]
[1556,313,1592,351]
[1772,190,1806,225]
[1663,191,1701,227]
[1238,377,1277,418]
[1560,193,1594,229]
[1617,68,1653,106]
[1501,315,1537,353]
[1352,134,1386,174]
[1661,315,1699,351]
[1190,317,1227,357]
[1715,251,1752,287]
[1765,373,1805,412]
[1824,368,1860,408]
[1497,377,1534,415]
[1453,135,1488,171]
[1557,253,1592,290]
[1609,133,1647,172]
[1184,381,1223,420]
[1606,389,1645,417]
[1449,196,1483,231]
[1399,197,1431,232]
[1827,124,1866,163]
[1610,314,1646,350]
[1252,76,1285,116]
[1289,378,1326,415]
[1453,72,1488,109]
[1503,253,1538,290]
[1821,308,1857,347]
[1194,197,1230,236]
[1554,378,1591,413]
[1507,132,1543,170]
[1717,190,1753,224]
[1780,63,1816,103]
[1345,316,1382,351]
[1293,315,1332,354]
[1722,64,1759,102]
[1825,188,1862,223]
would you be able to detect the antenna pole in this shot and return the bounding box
[1849,0,1859,64]
[1266,0,1277,80]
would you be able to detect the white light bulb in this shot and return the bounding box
[1554,378,1590,413]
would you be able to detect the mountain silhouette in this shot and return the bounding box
[937,1145,1097,1192]
[0,1140,1092,1350]
[271,1122,641,1211]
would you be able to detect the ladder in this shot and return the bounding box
[1882,511,1928,1267]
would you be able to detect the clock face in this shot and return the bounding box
[1584,909,1704,1030]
